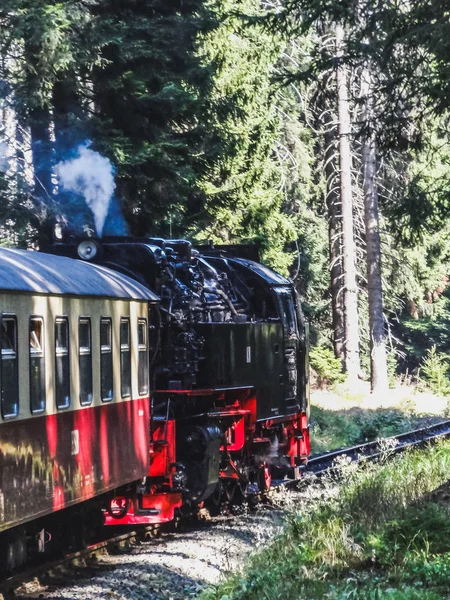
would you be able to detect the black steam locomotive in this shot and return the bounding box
[47,235,310,524]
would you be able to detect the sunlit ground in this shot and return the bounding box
[312,381,448,414]
[309,382,448,454]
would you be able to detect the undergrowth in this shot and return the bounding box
[420,345,450,396]
[310,404,439,454]
[309,346,346,388]
[201,441,450,600]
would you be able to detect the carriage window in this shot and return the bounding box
[137,319,148,395]
[30,317,45,413]
[120,318,131,398]
[1,316,18,418]
[101,318,113,402]
[79,318,93,406]
[55,318,70,409]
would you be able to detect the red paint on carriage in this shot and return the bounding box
[0,397,150,534]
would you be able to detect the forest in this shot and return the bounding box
[1,0,450,393]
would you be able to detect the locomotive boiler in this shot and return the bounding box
[47,236,310,524]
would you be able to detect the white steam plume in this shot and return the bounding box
[55,145,115,236]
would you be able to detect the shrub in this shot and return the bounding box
[309,406,424,454]
[420,345,450,395]
[202,441,450,600]
[309,345,345,388]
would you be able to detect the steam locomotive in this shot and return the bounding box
[48,236,310,525]
[0,235,309,572]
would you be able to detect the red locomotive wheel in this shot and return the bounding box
[108,496,131,519]
[257,462,272,491]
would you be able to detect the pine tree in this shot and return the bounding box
[1,0,92,242]
[194,0,297,273]
[88,0,214,237]
[360,66,388,393]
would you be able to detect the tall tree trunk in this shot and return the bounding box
[29,107,53,202]
[324,108,345,363]
[29,106,55,246]
[336,24,360,384]
[361,67,389,394]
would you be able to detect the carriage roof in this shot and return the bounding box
[0,248,158,301]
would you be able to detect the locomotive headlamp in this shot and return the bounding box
[77,240,99,261]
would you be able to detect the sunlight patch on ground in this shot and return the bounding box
[312,382,448,416]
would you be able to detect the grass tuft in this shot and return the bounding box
[201,440,450,600]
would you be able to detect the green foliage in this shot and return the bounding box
[420,345,450,396]
[2,0,320,276]
[269,0,450,374]
[8,1,90,111]
[86,0,214,236]
[0,171,37,247]
[202,441,450,600]
[310,405,432,454]
[309,345,344,388]
[193,0,311,274]
[339,444,450,528]
[5,0,450,384]
[391,287,450,385]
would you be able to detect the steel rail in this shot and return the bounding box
[0,526,161,597]
[306,418,450,475]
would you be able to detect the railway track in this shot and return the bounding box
[307,418,450,475]
[4,419,450,598]
[0,526,163,598]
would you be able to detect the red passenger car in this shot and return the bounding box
[0,248,157,572]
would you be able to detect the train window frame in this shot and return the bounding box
[120,317,131,399]
[79,317,93,406]
[274,287,298,340]
[137,318,149,396]
[55,317,70,410]
[1,314,19,419]
[100,317,113,402]
[29,316,46,414]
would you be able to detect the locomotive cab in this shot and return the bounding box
[194,255,309,423]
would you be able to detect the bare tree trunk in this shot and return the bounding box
[29,105,55,246]
[52,74,84,155]
[324,111,345,363]
[361,67,389,394]
[317,21,345,364]
[336,24,360,384]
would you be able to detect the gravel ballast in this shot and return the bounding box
[16,503,288,600]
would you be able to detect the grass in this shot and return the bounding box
[201,440,450,600]
[309,384,447,454]
[309,405,441,454]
